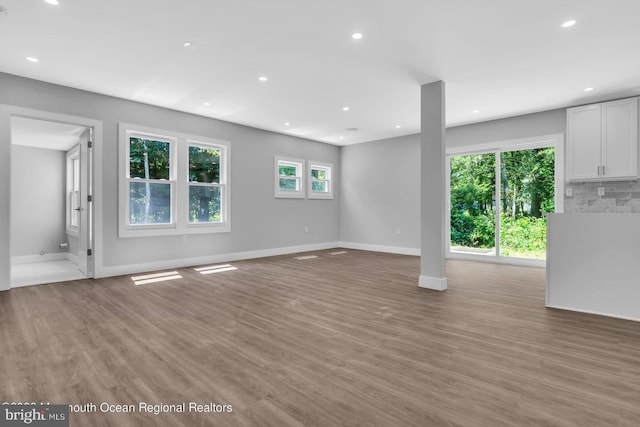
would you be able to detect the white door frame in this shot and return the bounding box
[446,133,564,268]
[1,105,103,287]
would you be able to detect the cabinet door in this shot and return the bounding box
[601,98,638,179]
[567,104,601,180]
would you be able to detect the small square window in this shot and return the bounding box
[275,156,305,198]
[308,161,333,199]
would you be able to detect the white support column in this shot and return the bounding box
[419,81,447,291]
[0,109,10,291]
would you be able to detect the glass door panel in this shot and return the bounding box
[449,153,496,256]
[499,148,555,260]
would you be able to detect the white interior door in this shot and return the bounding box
[77,128,93,275]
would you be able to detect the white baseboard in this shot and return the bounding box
[96,242,341,278]
[545,305,640,323]
[337,241,420,256]
[11,252,68,265]
[419,275,448,291]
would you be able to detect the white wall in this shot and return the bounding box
[339,109,566,251]
[0,72,340,284]
[10,145,67,258]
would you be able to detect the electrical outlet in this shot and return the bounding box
[304,226,309,233]
[598,187,605,196]
[565,188,573,197]
[396,228,401,235]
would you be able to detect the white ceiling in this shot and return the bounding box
[1,0,640,145]
[11,116,86,151]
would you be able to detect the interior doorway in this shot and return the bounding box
[10,116,93,287]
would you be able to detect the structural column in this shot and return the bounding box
[0,108,11,291]
[419,81,447,291]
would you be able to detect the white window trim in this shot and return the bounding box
[274,156,305,199]
[307,161,334,200]
[119,123,231,238]
[66,145,80,237]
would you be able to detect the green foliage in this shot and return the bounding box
[189,146,220,183]
[279,178,298,190]
[129,138,170,180]
[450,148,555,259]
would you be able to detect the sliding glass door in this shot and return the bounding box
[449,145,556,262]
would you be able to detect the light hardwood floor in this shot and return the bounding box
[1,250,639,426]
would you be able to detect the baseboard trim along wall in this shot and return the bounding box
[337,242,420,256]
[97,242,341,278]
[418,275,448,291]
[546,305,640,324]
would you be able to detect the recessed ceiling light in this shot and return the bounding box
[44,0,59,5]
[346,127,358,132]
[203,102,211,106]
[183,41,198,50]
[395,125,402,129]
[562,19,576,28]
[26,56,39,63]
[258,76,268,82]
[284,122,290,126]
[473,110,480,114]
[352,32,363,40]
[584,87,594,92]
[342,106,350,111]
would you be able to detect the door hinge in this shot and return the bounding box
[88,140,93,148]
[88,195,93,202]
[87,249,93,256]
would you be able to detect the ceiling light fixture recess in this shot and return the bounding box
[346,127,358,131]
[473,110,480,114]
[562,19,576,28]
[584,87,594,92]
[352,32,363,40]
[26,56,39,63]
[342,106,350,111]
[395,125,401,129]
[44,0,59,5]
[284,122,290,126]
[203,102,211,106]
[258,76,268,82]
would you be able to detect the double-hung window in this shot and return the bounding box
[119,124,230,237]
[188,143,225,224]
[66,145,80,235]
[127,134,175,226]
[274,156,305,198]
[308,161,333,199]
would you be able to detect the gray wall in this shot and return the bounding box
[340,134,421,249]
[10,145,67,257]
[340,109,568,250]
[0,72,340,281]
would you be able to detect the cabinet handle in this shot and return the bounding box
[597,165,601,175]
[603,165,605,176]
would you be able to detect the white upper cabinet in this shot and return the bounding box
[566,97,638,181]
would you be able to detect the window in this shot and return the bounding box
[308,161,333,199]
[66,146,80,235]
[119,124,230,237]
[446,134,564,264]
[274,156,304,198]
[188,143,224,224]
[127,135,175,226]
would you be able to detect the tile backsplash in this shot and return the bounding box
[564,180,640,213]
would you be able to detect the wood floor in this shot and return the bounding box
[1,250,639,426]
